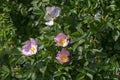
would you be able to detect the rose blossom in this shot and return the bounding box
[54,33,69,47]
[22,38,37,56]
[56,48,70,64]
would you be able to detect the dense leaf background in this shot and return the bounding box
[0,0,120,80]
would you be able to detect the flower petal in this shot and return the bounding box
[45,20,54,26]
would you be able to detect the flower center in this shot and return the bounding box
[60,55,67,62]
[59,38,65,45]
[29,46,35,54]
[51,16,56,20]
[48,13,56,20]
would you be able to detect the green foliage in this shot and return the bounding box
[0,0,120,80]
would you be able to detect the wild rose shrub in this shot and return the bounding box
[0,0,120,80]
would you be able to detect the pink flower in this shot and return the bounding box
[54,33,69,47]
[56,48,70,64]
[22,38,37,56]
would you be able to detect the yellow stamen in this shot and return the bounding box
[60,55,67,62]
[59,39,65,45]
[29,47,35,54]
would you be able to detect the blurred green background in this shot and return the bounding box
[0,0,120,80]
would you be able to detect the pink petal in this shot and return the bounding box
[61,48,70,56]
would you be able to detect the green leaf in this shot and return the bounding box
[53,71,62,77]
[113,30,120,41]
[76,73,85,80]
[86,73,93,80]
[1,65,10,79]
